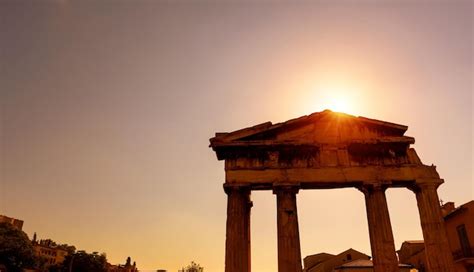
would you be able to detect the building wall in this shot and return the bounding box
[33,244,68,267]
[444,201,474,272]
[0,215,24,230]
[399,201,474,272]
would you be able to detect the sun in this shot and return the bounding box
[299,79,363,116]
[326,96,353,113]
[320,89,357,115]
[301,79,360,115]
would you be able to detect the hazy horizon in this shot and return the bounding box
[1,1,472,271]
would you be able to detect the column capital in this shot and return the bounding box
[272,183,300,195]
[408,179,444,193]
[357,181,390,195]
[223,183,251,195]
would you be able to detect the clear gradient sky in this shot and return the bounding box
[1,1,472,271]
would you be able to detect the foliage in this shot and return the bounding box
[57,244,76,256]
[0,222,36,272]
[180,261,204,272]
[31,236,76,272]
[35,255,55,272]
[0,223,104,272]
[61,250,107,272]
[47,264,64,272]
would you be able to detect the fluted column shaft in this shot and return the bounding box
[224,184,252,272]
[413,182,455,272]
[360,184,398,272]
[274,185,302,272]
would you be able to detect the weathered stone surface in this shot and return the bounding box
[225,165,440,189]
[359,184,398,272]
[412,182,455,272]
[274,185,302,272]
[224,185,252,272]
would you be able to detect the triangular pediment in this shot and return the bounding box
[210,110,438,186]
[210,110,413,147]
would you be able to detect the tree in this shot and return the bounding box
[0,222,36,272]
[58,244,76,256]
[61,250,107,272]
[47,264,63,272]
[179,261,204,272]
[35,255,54,272]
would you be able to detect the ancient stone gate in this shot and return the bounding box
[209,110,455,272]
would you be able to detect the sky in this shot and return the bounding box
[1,1,472,271]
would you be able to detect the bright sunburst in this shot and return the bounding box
[319,86,357,115]
[325,95,353,114]
[298,77,365,116]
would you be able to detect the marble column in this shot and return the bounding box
[224,184,252,272]
[273,185,302,272]
[359,183,399,272]
[412,181,455,272]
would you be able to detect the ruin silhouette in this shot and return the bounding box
[209,110,455,272]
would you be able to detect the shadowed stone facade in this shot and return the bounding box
[209,110,454,272]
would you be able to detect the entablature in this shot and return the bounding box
[224,165,441,190]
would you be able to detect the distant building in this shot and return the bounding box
[334,259,413,272]
[444,200,474,271]
[399,200,474,272]
[304,248,413,272]
[0,215,24,230]
[31,235,71,268]
[32,239,68,267]
[303,248,371,272]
